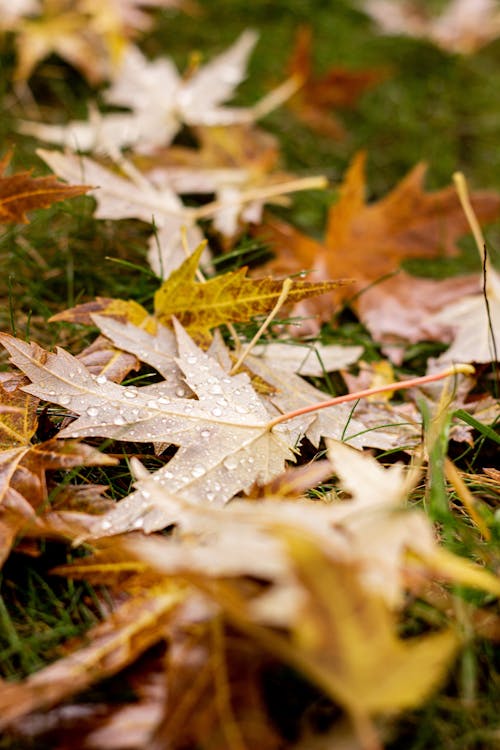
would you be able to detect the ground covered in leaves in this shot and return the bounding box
[0,1,499,749]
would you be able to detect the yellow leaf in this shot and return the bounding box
[154,243,350,342]
[279,529,459,716]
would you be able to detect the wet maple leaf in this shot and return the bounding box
[0,152,89,224]
[286,25,384,138]
[256,152,500,330]
[0,376,116,567]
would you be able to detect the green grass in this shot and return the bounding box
[0,1,499,748]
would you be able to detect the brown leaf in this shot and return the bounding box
[151,619,282,750]
[356,271,481,363]
[0,582,187,731]
[0,151,89,224]
[286,25,384,138]
[256,152,500,329]
[0,373,117,565]
[76,335,140,383]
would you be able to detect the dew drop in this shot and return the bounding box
[191,465,205,478]
[223,456,239,470]
[86,406,99,417]
[114,415,126,425]
[133,517,144,529]
[186,356,197,365]
[235,405,249,414]
[101,519,112,530]
[209,384,223,395]
[124,389,138,399]
[206,492,215,502]
[158,397,170,405]
[96,375,107,385]
[59,395,71,406]
[200,430,210,438]
[212,407,222,417]
[176,387,186,397]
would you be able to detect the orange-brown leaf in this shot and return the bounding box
[0,153,89,224]
[257,152,500,326]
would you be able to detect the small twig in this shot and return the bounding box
[230,278,293,374]
[266,364,475,430]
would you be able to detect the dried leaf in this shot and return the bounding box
[278,530,460,718]
[8,0,188,84]
[356,271,481,364]
[250,340,363,376]
[425,264,500,365]
[151,620,282,750]
[23,32,261,151]
[0,324,303,529]
[257,152,500,329]
[0,375,38,449]
[363,0,500,55]
[75,335,140,383]
[245,353,421,450]
[286,25,384,138]
[0,151,89,224]
[37,148,205,278]
[0,581,187,731]
[153,243,350,343]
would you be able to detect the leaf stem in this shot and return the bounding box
[230,277,292,374]
[266,364,475,430]
[453,172,489,273]
[193,176,328,221]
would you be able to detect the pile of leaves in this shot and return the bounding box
[0,1,499,748]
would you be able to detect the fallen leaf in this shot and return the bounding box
[75,335,140,383]
[37,148,205,278]
[7,0,188,84]
[0,580,187,731]
[0,151,89,224]
[251,340,363,376]
[356,271,481,364]
[152,619,282,750]
[153,243,349,343]
[425,264,500,365]
[245,353,421,450]
[276,530,460,728]
[362,0,500,55]
[256,152,500,330]
[0,324,304,522]
[286,25,384,138]
[22,32,265,152]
